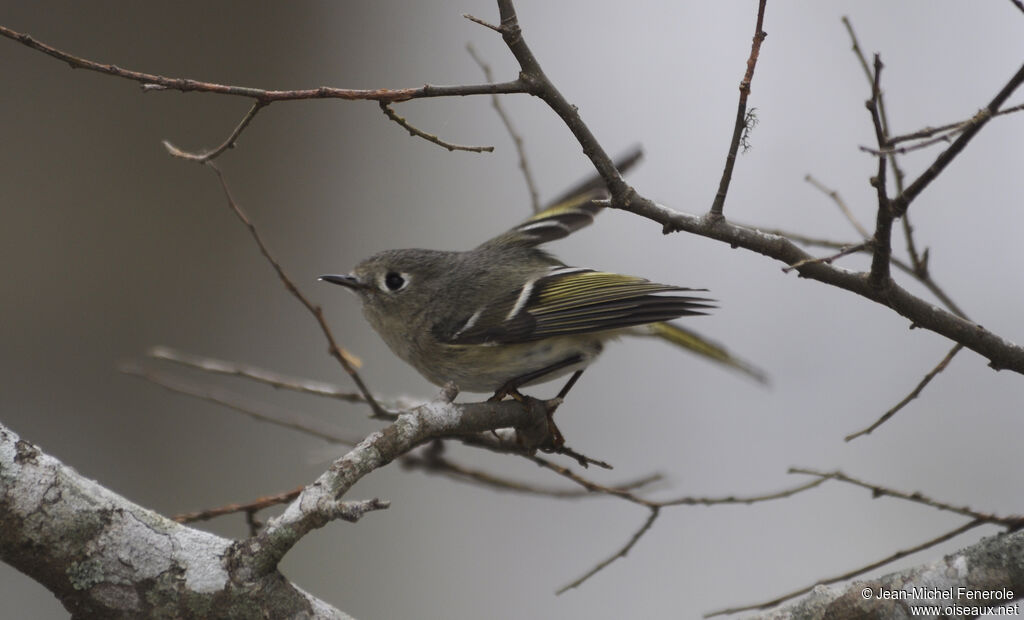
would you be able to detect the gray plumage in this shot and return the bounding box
[321,195,716,393]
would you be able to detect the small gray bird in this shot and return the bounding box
[321,192,763,398]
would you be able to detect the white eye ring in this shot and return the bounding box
[380,271,410,292]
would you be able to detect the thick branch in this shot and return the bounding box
[233,387,553,578]
[494,0,631,203]
[627,203,1024,374]
[0,422,354,619]
[741,526,1024,619]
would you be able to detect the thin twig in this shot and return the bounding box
[551,444,613,470]
[744,226,860,251]
[0,24,526,103]
[656,477,828,507]
[163,101,266,162]
[544,146,644,208]
[173,486,304,523]
[860,130,961,157]
[379,102,494,153]
[841,17,927,274]
[845,344,964,441]
[884,102,1024,146]
[1008,0,1024,16]
[492,0,632,206]
[147,346,369,403]
[120,363,366,444]
[705,520,986,617]
[556,507,660,594]
[709,0,768,218]
[889,63,1024,217]
[533,455,826,509]
[202,163,388,417]
[789,468,1024,528]
[866,54,893,286]
[782,242,870,273]
[466,43,541,211]
[801,176,968,319]
[553,477,826,595]
[804,174,870,239]
[463,13,504,33]
[403,442,661,498]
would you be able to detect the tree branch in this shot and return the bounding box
[709,0,768,218]
[890,61,1024,217]
[0,423,357,618]
[379,102,495,153]
[710,520,989,617]
[844,343,964,441]
[466,42,542,212]
[0,24,526,103]
[635,203,1024,374]
[232,385,555,578]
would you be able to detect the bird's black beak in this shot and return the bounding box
[319,274,366,290]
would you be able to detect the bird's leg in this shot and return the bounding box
[489,355,585,447]
[555,369,585,401]
[489,354,584,402]
[540,369,585,448]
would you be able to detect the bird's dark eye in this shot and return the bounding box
[384,272,405,291]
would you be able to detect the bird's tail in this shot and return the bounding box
[644,322,769,385]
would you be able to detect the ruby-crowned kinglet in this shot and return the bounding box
[321,192,765,395]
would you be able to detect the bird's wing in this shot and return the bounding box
[440,267,713,345]
[478,146,644,249]
[478,190,606,249]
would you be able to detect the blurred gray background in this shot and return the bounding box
[2,1,1022,618]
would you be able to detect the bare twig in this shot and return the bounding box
[861,130,959,156]
[782,242,870,273]
[545,146,644,208]
[147,346,371,403]
[0,24,526,103]
[379,102,494,153]
[479,2,1024,372]
[120,363,366,444]
[163,101,266,162]
[656,477,827,507]
[744,227,859,251]
[790,468,1024,528]
[235,386,556,577]
[845,343,964,441]
[889,62,1024,217]
[841,17,923,275]
[865,54,894,286]
[552,444,613,470]
[201,163,388,417]
[705,519,986,616]
[883,102,1024,147]
[463,13,503,33]
[403,441,661,498]
[533,455,826,509]
[9,7,1016,372]
[1008,0,1024,16]
[554,478,829,594]
[557,507,660,594]
[801,175,968,319]
[466,43,541,211]
[492,0,632,205]
[804,174,870,239]
[709,0,768,218]
[173,486,304,524]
